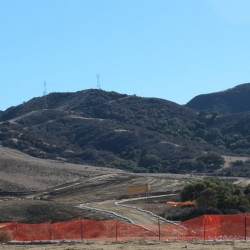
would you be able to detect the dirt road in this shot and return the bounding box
[82,193,176,225]
[0,147,189,223]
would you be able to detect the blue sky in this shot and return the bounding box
[1,0,250,111]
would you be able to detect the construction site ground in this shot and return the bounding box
[1,240,250,250]
[0,147,198,224]
[1,147,250,249]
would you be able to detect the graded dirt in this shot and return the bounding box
[1,146,250,249]
[0,146,195,224]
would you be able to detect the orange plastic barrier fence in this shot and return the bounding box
[16,222,51,241]
[167,201,196,206]
[52,219,82,240]
[2,214,250,242]
[84,219,116,240]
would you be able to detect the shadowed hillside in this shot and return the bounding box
[1,88,250,175]
[186,83,250,114]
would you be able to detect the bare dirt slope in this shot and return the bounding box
[1,146,249,225]
[1,147,250,248]
[0,146,125,192]
[0,146,195,224]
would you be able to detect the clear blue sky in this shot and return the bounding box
[1,0,250,111]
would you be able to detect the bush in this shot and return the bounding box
[165,206,221,221]
[118,195,130,200]
[0,229,12,243]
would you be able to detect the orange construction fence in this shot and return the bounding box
[167,201,196,206]
[1,214,250,242]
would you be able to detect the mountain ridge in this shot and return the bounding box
[186,82,250,114]
[1,84,250,176]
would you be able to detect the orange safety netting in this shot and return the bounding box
[84,219,116,240]
[204,214,220,240]
[1,214,250,242]
[167,201,196,206]
[117,221,157,241]
[209,214,245,240]
[52,218,82,240]
[16,222,51,241]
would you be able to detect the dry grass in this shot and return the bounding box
[0,229,12,243]
[0,241,249,250]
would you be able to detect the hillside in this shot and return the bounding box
[0,89,196,121]
[1,88,250,176]
[186,82,250,114]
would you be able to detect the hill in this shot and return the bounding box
[186,82,250,114]
[0,88,250,175]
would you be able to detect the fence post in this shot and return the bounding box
[49,220,52,241]
[158,219,161,241]
[15,221,18,241]
[79,218,82,241]
[203,215,206,241]
[245,213,247,241]
[116,220,118,242]
[81,219,84,240]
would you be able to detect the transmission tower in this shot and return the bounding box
[97,74,101,90]
[43,81,48,109]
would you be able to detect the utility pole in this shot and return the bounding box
[97,74,101,90]
[43,81,48,109]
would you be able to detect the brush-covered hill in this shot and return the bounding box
[1,88,250,176]
[0,89,196,121]
[186,83,250,115]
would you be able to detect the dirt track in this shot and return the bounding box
[0,146,192,224]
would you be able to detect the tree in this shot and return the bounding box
[197,188,217,207]
[180,183,195,201]
[211,111,219,120]
[193,182,207,200]
[244,184,250,195]
[149,164,162,173]
[238,195,250,212]
[194,128,206,139]
[224,195,239,210]
[230,139,250,150]
[196,152,225,168]
[213,185,231,210]
[178,160,194,172]
[97,159,106,167]
[139,154,161,168]
[192,119,206,130]
[198,110,209,120]
[194,160,206,173]
[180,177,250,213]
[205,128,223,142]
